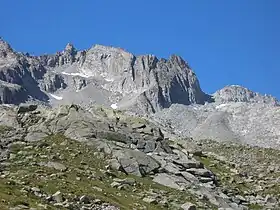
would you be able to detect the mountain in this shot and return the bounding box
[0,38,280,209]
[1,38,279,148]
[0,38,212,113]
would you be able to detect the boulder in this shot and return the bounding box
[181,202,197,210]
[52,191,63,203]
[17,104,37,113]
[112,148,160,176]
[153,173,190,190]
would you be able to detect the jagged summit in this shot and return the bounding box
[64,43,76,55]
[0,38,14,57]
[0,38,277,113]
[0,38,214,112]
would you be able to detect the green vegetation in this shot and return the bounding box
[0,125,13,134]
[192,139,280,210]
[0,134,199,209]
[248,204,263,210]
[195,155,251,195]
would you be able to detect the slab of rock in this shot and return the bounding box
[25,131,48,142]
[153,173,190,190]
[144,140,156,153]
[131,123,146,129]
[163,162,184,174]
[143,197,158,204]
[17,104,37,113]
[80,195,91,204]
[173,159,202,169]
[113,178,136,186]
[186,168,213,177]
[179,172,200,183]
[108,158,122,171]
[40,161,67,171]
[52,191,63,203]
[113,148,160,176]
[181,202,197,210]
[111,181,121,188]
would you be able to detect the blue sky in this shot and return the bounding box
[1,0,279,98]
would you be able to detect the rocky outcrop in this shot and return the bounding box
[0,82,28,104]
[39,72,67,93]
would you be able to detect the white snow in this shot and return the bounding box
[62,71,91,78]
[111,103,118,109]
[2,104,12,107]
[215,103,228,109]
[50,93,63,100]
[100,73,108,77]
[230,85,242,87]
[105,78,114,82]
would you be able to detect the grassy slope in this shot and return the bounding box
[0,134,202,210]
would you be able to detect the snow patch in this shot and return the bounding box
[50,93,63,100]
[215,104,229,109]
[2,104,12,107]
[230,85,242,87]
[111,103,118,109]
[62,71,91,78]
[105,78,114,82]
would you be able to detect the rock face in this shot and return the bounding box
[0,38,211,113]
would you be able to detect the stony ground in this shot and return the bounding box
[0,104,279,210]
[173,138,280,209]
[153,102,280,149]
[0,134,203,210]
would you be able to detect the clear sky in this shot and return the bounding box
[1,0,279,98]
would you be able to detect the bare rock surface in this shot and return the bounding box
[153,101,280,149]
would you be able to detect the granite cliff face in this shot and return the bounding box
[0,38,212,113]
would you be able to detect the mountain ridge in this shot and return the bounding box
[0,38,278,111]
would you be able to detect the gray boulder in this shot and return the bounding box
[112,149,160,176]
[17,104,37,113]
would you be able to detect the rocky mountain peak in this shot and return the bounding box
[64,43,76,55]
[168,54,189,68]
[213,85,279,106]
[0,38,278,113]
[0,38,14,57]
